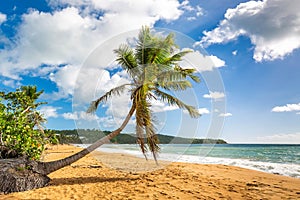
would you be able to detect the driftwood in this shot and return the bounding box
[0,157,50,194]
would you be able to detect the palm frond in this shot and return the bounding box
[87,83,131,113]
[153,89,200,118]
[159,80,192,91]
[136,26,152,65]
[136,123,147,159]
[114,44,139,78]
[156,70,186,83]
[134,91,149,159]
[149,33,174,64]
[133,86,160,163]
[145,122,159,164]
[175,66,201,83]
[162,49,192,66]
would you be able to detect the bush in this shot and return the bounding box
[0,86,57,160]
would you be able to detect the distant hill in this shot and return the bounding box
[54,129,227,144]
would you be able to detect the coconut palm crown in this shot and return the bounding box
[87,26,201,162]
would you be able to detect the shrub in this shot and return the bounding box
[0,86,57,160]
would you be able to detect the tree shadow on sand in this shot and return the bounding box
[49,176,138,186]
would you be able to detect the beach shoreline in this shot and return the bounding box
[1,144,299,200]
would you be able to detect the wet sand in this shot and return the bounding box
[1,144,300,200]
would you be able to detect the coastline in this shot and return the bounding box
[1,144,299,200]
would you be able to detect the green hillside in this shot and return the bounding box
[54,129,227,144]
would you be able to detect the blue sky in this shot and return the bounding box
[0,0,299,144]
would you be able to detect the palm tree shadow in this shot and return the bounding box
[50,176,138,186]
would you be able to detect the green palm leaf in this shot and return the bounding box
[158,80,192,91]
[87,83,132,113]
[153,88,200,118]
[114,44,139,79]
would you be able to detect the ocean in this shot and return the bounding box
[76,143,300,178]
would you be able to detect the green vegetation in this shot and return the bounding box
[54,129,227,144]
[0,86,58,160]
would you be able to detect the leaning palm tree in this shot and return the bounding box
[0,26,201,193]
[40,26,200,173]
[87,27,201,162]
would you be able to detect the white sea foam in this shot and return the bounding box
[75,144,300,178]
[157,153,300,178]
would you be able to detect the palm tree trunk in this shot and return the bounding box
[39,104,136,175]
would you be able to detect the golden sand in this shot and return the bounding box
[1,144,299,200]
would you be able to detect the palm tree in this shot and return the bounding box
[38,26,201,174]
[0,27,202,193]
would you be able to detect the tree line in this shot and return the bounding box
[54,129,227,144]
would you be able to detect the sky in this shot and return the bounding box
[0,0,299,144]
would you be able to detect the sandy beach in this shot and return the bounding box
[1,144,299,200]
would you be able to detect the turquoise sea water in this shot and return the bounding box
[77,144,300,178]
[161,144,300,164]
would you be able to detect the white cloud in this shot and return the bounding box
[0,1,188,127]
[2,79,21,88]
[150,99,178,113]
[208,55,226,68]
[219,112,232,117]
[97,115,135,129]
[49,0,183,22]
[0,13,6,24]
[232,50,238,56]
[39,106,60,118]
[48,65,80,99]
[200,0,300,62]
[0,1,205,126]
[187,16,196,21]
[181,1,204,20]
[97,116,119,128]
[62,111,99,121]
[62,112,78,120]
[203,91,225,100]
[0,0,185,90]
[271,103,300,113]
[183,107,210,115]
[256,133,300,144]
[198,108,210,115]
[180,49,226,71]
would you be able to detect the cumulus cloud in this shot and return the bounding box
[48,0,183,22]
[0,0,185,79]
[271,103,300,113]
[183,107,210,115]
[203,91,225,100]
[48,65,80,99]
[180,49,226,71]
[256,132,300,144]
[198,108,210,115]
[219,112,232,117]
[208,55,226,68]
[0,13,6,24]
[0,1,201,125]
[181,0,204,21]
[62,111,99,121]
[150,99,178,113]
[39,106,60,118]
[2,79,21,88]
[200,0,300,62]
